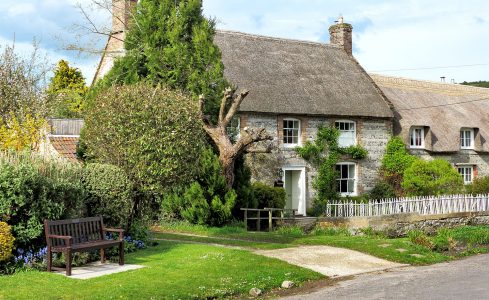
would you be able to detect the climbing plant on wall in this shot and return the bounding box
[295,126,368,214]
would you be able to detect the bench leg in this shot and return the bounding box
[100,248,105,264]
[47,247,52,272]
[119,242,124,266]
[65,249,72,276]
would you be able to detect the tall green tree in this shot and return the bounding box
[47,60,87,118]
[100,0,227,114]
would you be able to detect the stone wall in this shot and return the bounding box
[241,113,392,209]
[318,212,489,237]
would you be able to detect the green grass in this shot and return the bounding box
[0,242,322,299]
[156,222,489,265]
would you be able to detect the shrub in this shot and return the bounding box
[83,83,206,196]
[0,152,85,247]
[0,222,14,262]
[251,182,286,209]
[381,137,418,175]
[403,159,464,196]
[467,175,489,194]
[82,163,133,229]
[408,230,434,250]
[369,182,397,200]
[161,148,237,226]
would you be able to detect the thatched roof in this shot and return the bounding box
[214,30,393,118]
[371,74,489,152]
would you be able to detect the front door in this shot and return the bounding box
[284,169,305,215]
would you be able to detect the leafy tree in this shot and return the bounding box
[0,44,48,151]
[380,137,418,196]
[83,83,206,196]
[47,60,88,118]
[402,159,464,196]
[99,0,227,114]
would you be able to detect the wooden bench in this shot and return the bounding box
[44,216,124,276]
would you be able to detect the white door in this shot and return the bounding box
[284,168,306,215]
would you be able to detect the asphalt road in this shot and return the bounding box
[283,253,489,300]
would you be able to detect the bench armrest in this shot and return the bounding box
[47,234,73,246]
[103,228,124,241]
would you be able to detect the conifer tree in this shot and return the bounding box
[47,60,87,118]
[101,0,227,113]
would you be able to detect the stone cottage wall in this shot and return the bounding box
[241,113,392,209]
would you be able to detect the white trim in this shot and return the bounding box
[409,126,425,149]
[460,128,474,150]
[47,134,81,138]
[457,165,474,184]
[282,166,307,216]
[335,120,357,147]
[283,118,301,147]
[336,162,357,196]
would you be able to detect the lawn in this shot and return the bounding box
[155,223,489,265]
[0,241,322,299]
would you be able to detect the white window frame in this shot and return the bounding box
[336,162,357,196]
[283,118,300,147]
[410,126,425,149]
[457,166,474,184]
[460,128,474,150]
[335,120,356,147]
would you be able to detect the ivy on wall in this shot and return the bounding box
[295,126,368,213]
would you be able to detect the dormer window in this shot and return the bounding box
[410,127,425,149]
[460,128,474,150]
[335,120,356,147]
[283,119,300,146]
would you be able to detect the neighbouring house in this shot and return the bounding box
[94,1,489,215]
[39,119,84,163]
[371,74,489,184]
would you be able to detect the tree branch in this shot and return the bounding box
[218,88,233,124]
[221,89,249,128]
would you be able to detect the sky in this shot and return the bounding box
[1,0,489,85]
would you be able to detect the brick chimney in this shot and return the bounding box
[329,16,353,56]
[93,0,137,83]
[112,0,137,35]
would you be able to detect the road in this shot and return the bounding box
[283,253,489,300]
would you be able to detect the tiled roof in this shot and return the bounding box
[49,136,80,163]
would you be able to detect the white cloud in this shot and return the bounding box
[7,3,36,17]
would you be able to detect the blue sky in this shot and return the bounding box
[1,0,489,85]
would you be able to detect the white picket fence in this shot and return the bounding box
[325,194,489,218]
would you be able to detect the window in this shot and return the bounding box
[458,166,474,184]
[283,119,300,146]
[226,116,240,143]
[460,129,474,149]
[410,127,425,148]
[335,121,356,147]
[336,163,356,196]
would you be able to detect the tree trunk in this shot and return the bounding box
[199,89,272,188]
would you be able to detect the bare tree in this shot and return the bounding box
[200,88,273,188]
